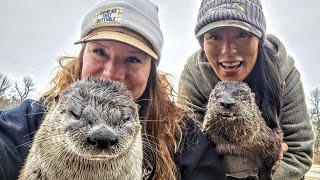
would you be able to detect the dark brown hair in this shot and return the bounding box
[245,42,282,130]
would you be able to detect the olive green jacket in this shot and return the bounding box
[178,34,314,180]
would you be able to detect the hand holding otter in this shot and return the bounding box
[273,143,288,171]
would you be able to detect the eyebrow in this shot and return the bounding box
[90,41,146,55]
[127,49,146,55]
[90,41,111,49]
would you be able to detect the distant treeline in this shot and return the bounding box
[0,73,35,110]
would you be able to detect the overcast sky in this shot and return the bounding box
[1,0,320,105]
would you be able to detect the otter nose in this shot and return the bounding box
[220,102,235,109]
[218,94,235,109]
[86,129,119,149]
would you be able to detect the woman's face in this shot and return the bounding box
[81,40,152,100]
[203,26,259,81]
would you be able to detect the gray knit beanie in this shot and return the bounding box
[195,0,266,40]
[76,0,163,65]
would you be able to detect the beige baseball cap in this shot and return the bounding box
[75,27,158,60]
[74,0,163,64]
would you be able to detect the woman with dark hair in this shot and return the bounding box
[0,0,226,179]
[178,0,314,179]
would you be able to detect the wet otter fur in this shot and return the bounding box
[19,78,142,180]
[203,81,283,180]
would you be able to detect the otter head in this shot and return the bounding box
[52,77,141,160]
[203,81,261,143]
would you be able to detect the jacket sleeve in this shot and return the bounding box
[178,52,208,123]
[175,118,226,180]
[0,100,45,180]
[272,62,314,180]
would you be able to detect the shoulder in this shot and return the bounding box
[265,34,296,80]
[1,100,45,130]
[0,99,46,180]
[185,49,207,69]
[0,99,46,155]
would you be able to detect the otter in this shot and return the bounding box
[203,81,283,180]
[19,78,142,180]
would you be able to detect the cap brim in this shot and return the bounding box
[75,31,158,60]
[196,20,262,38]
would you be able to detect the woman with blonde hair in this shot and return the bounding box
[0,0,225,179]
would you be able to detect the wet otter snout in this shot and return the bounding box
[86,125,119,149]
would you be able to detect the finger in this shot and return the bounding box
[281,143,289,152]
[272,161,280,171]
[278,153,284,161]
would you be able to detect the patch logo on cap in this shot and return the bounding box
[94,7,124,25]
[208,3,245,14]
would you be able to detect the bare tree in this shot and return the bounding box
[0,73,11,97]
[13,76,35,102]
[310,88,320,152]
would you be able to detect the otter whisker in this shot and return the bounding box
[17,134,65,148]
[134,98,152,103]
[142,143,162,157]
[139,119,166,122]
[23,131,37,138]
[141,139,163,155]
[141,134,161,141]
[30,101,51,109]
[24,111,47,116]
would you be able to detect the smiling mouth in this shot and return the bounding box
[220,61,243,69]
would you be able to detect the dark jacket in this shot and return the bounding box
[0,99,226,180]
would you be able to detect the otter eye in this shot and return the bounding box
[233,90,248,98]
[215,92,221,99]
[69,110,81,119]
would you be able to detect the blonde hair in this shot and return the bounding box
[42,46,186,179]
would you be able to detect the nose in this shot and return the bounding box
[220,102,235,109]
[220,40,237,55]
[86,129,119,149]
[218,95,236,109]
[102,61,125,81]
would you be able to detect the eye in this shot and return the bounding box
[240,95,248,101]
[215,92,221,98]
[127,56,142,64]
[93,48,107,57]
[236,31,252,38]
[205,33,222,40]
[233,90,248,100]
[124,116,131,122]
[69,110,81,119]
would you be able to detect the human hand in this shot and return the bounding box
[272,143,288,171]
